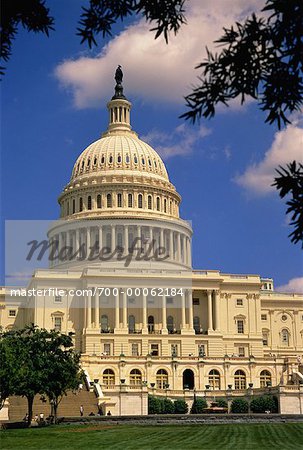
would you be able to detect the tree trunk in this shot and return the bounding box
[54,401,58,424]
[27,395,34,425]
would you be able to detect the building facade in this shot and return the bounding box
[2,75,303,415]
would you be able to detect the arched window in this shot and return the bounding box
[109,155,113,164]
[281,329,289,346]
[87,196,92,210]
[209,369,220,390]
[156,369,168,389]
[103,369,115,386]
[67,202,69,215]
[138,194,143,208]
[193,316,200,334]
[128,315,135,333]
[126,154,130,164]
[134,155,138,164]
[97,194,102,208]
[129,369,142,385]
[117,155,122,163]
[148,195,152,210]
[128,193,133,208]
[101,155,105,164]
[107,193,112,208]
[72,199,75,214]
[79,197,83,212]
[101,315,108,332]
[117,193,122,207]
[164,199,167,213]
[167,316,174,333]
[148,315,154,333]
[156,197,160,211]
[234,370,246,390]
[260,370,272,388]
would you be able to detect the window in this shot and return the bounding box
[156,197,160,211]
[164,199,167,213]
[262,332,269,346]
[107,193,112,208]
[171,344,178,357]
[193,298,200,305]
[148,195,152,209]
[54,317,62,332]
[129,369,142,385]
[126,154,130,164]
[117,155,122,163]
[167,297,173,305]
[237,320,244,334]
[138,194,143,208]
[260,370,272,388]
[281,329,289,346]
[101,315,109,332]
[148,315,154,333]
[150,343,159,356]
[167,316,174,333]
[73,199,76,214]
[87,196,92,210]
[209,369,220,390]
[193,316,201,334]
[109,155,113,164]
[117,193,122,207]
[261,314,267,321]
[234,370,246,390]
[8,309,16,317]
[132,343,139,356]
[198,344,205,357]
[156,369,168,389]
[238,347,245,357]
[134,155,138,164]
[103,369,115,385]
[54,295,62,303]
[79,197,83,212]
[128,193,133,208]
[104,343,111,355]
[128,315,135,333]
[97,194,101,208]
[236,299,243,306]
[101,155,105,164]
[281,314,287,322]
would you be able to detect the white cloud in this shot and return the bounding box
[234,122,303,195]
[142,123,211,159]
[54,0,263,108]
[276,277,303,294]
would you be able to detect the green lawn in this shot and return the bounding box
[1,423,303,450]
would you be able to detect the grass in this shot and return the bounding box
[1,423,303,450]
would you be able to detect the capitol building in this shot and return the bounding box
[1,71,303,416]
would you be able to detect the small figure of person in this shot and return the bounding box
[23,413,29,422]
[107,410,112,416]
[80,405,84,416]
[78,383,83,391]
[89,411,95,416]
[34,414,39,422]
[39,412,44,423]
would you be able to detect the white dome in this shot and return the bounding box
[71,134,169,182]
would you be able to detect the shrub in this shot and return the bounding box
[216,399,228,408]
[162,398,175,414]
[230,398,249,413]
[191,397,207,414]
[174,399,188,414]
[250,395,278,413]
[148,395,162,414]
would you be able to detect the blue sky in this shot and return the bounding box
[1,0,302,290]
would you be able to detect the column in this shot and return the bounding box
[188,290,194,330]
[162,295,167,333]
[122,292,127,329]
[169,230,174,260]
[177,233,181,262]
[98,226,102,250]
[87,292,92,328]
[137,225,142,256]
[86,227,90,257]
[114,294,119,330]
[75,229,80,258]
[95,292,100,329]
[142,293,147,333]
[159,228,164,248]
[181,292,186,330]
[124,225,129,255]
[111,225,116,252]
[207,290,213,332]
[214,290,220,331]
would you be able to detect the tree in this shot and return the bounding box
[174,398,188,414]
[273,162,303,247]
[190,397,207,414]
[250,395,278,413]
[230,398,249,413]
[0,336,17,410]
[0,325,81,424]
